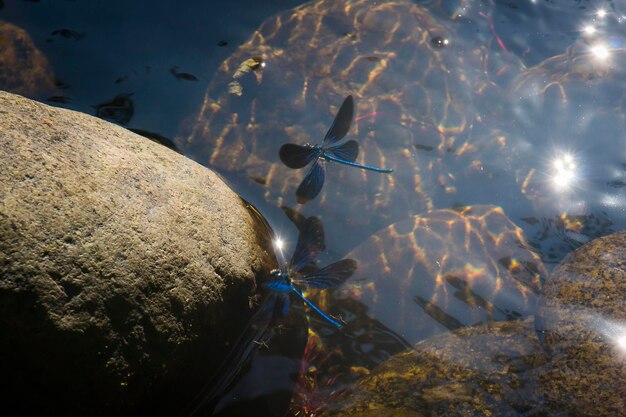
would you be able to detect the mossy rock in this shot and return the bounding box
[538,232,626,416]
[318,318,549,417]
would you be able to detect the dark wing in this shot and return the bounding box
[322,95,354,147]
[301,258,357,289]
[296,159,325,204]
[279,143,317,169]
[289,216,325,272]
[328,139,359,163]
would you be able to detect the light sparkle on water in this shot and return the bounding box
[590,43,610,60]
[551,153,578,191]
[583,25,596,35]
[274,236,285,251]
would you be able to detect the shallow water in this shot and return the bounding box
[3,0,626,416]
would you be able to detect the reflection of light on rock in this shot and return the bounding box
[594,316,626,354]
[583,25,596,35]
[590,44,610,60]
[597,9,607,19]
[551,153,578,191]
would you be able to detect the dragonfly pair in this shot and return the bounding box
[279,95,393,203]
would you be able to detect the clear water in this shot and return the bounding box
[3,0,625,416]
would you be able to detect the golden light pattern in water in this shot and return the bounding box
[334,205,545,343]
[176,0,524,253]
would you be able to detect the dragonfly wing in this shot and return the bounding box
[302,258,357,289]
[279,143,317,169]
[289,216,325,272]
[328,140,359,163]
[322,95,354,146]
[296,159,325,204]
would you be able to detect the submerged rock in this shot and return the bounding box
[318,318,549,417]
[538,231,626,417]
[317,232,626,417]
[0,91,277,416]
[0,21,57,97]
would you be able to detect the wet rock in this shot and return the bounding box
[318,318,549,417]
[0,21,57,97]
[0,91,277,416]
[538,232,626,417]
[317,232,626,417]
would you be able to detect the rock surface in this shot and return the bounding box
[0,91,277,416]
[318,318,549,417]
[538,231,626,417]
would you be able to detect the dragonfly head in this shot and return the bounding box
[270,269,290,282]
[303,142,320,150]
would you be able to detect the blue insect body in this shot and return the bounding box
[262,217,356,328]
[279,95,393,203]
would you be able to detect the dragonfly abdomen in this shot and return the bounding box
[322,151,393,173]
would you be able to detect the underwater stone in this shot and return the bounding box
[0,91,276,416]
[0,21,57,97]
[318,318,549,417]
[317,232,626,417]
[538,232,626,417]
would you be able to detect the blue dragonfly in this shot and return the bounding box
[279,95,393,203]
[262,215,356,328]
[182,216,352,416]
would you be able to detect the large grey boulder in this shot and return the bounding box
[0,90,277,416]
